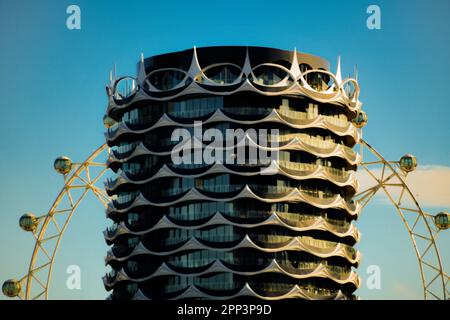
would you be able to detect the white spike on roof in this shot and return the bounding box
[290,48,302,79]
[187,46,202,78]
[335,56,342,85]
[242,47,252,76]
[137,56,146,82]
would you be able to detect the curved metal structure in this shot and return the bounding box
[105,47,360,114]
[2,46,448,300]
[2,144,109,300]
[355,139,449,300]
[103,46,362,300]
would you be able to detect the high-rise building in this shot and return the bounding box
[102,46,362,300]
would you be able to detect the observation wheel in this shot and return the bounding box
[2,114,448,299]
[354,136,448,300]
[2,143,110,299]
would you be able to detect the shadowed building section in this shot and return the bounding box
[102,46,363,300]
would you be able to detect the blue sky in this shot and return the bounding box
[0,0,449,299]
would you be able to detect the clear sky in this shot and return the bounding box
[0,0,449,299]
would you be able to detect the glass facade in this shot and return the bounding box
[103,47,360,300]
